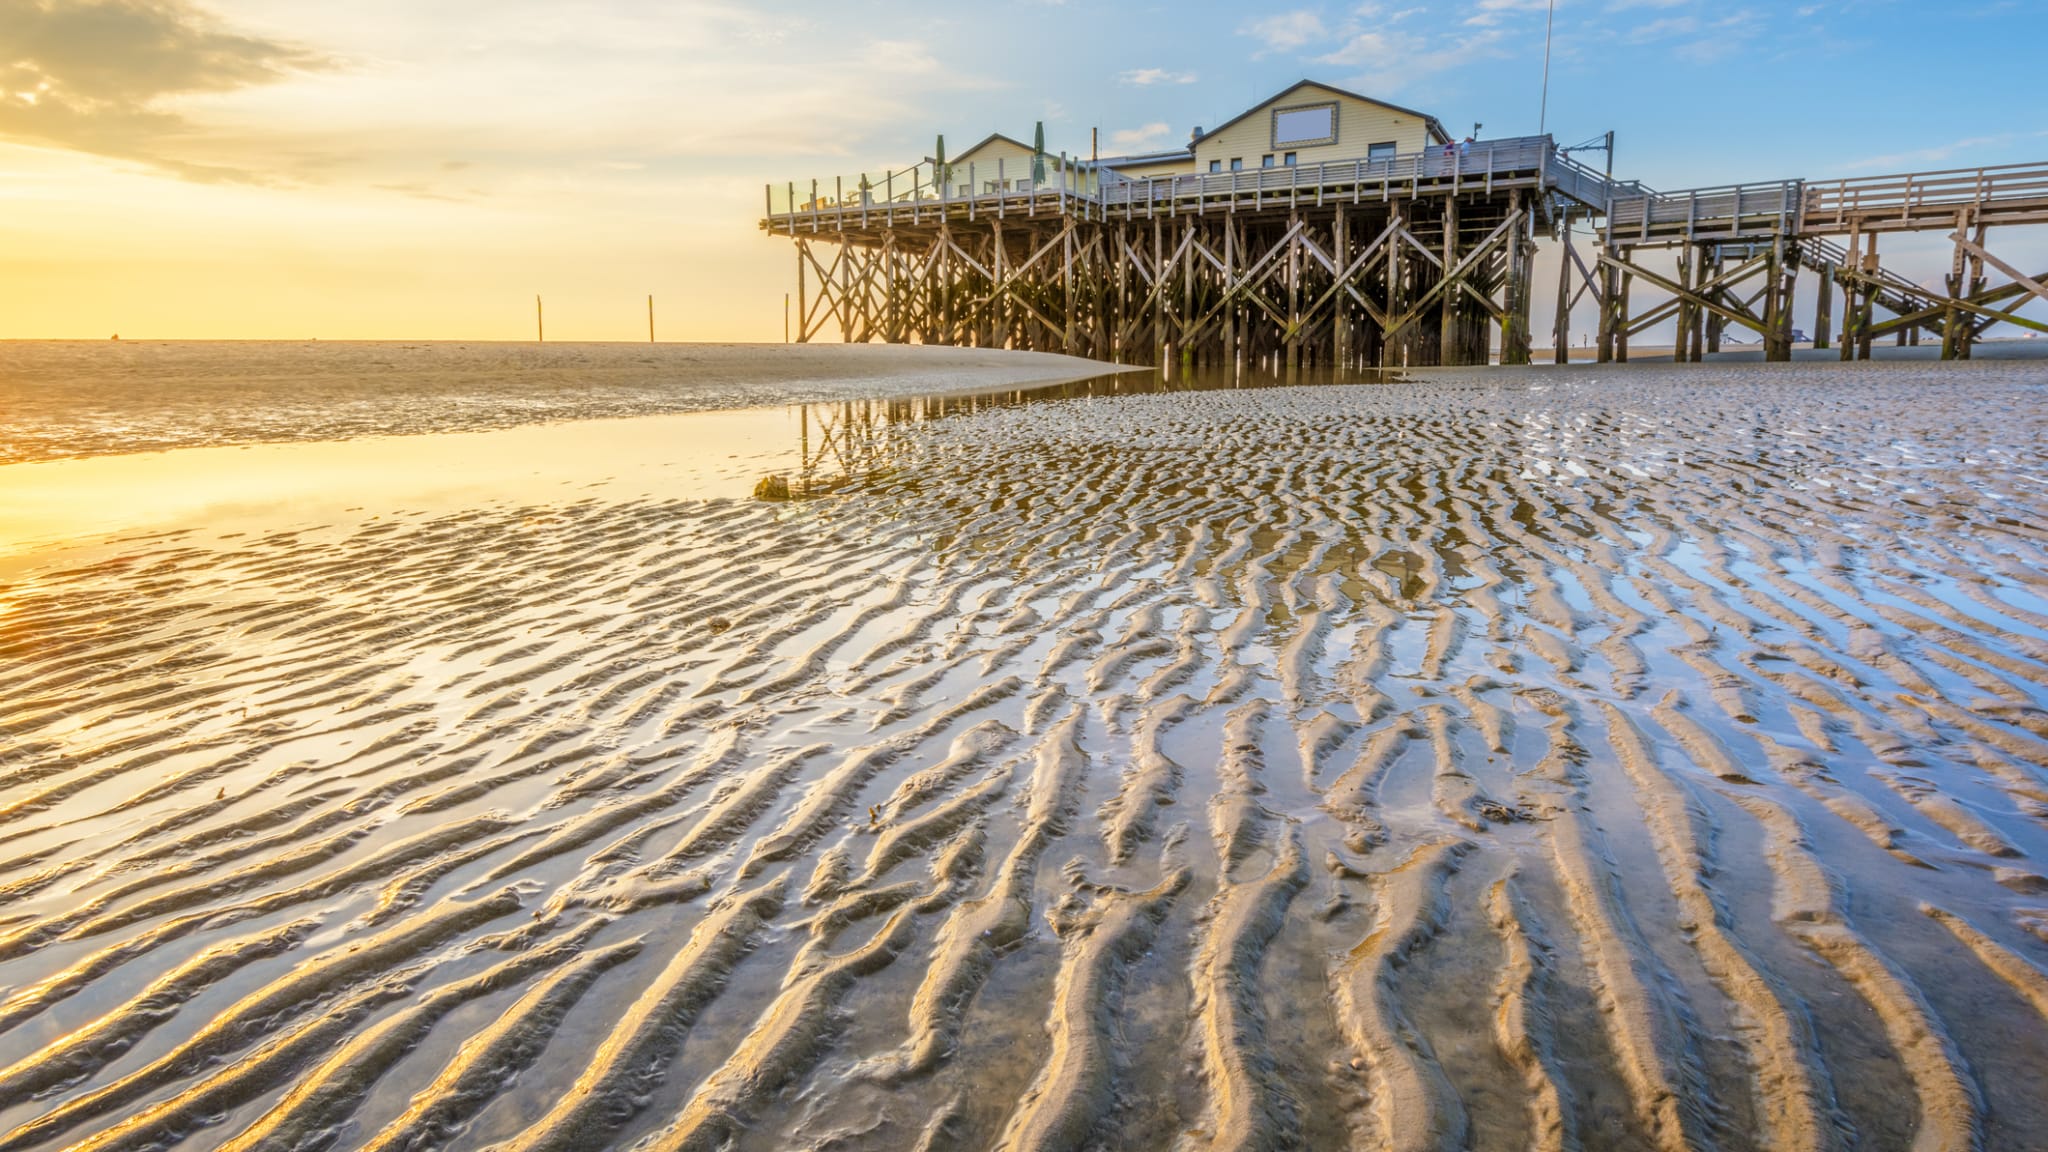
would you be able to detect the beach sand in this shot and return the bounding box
[2,349,2046,1151]
[0,341,1130,465]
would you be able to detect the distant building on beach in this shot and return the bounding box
[936,81,1452,190]
[1091,81,1451,182]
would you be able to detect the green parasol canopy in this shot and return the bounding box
[1032,121,1046,184]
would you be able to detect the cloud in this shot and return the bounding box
[1842,129,2048,172]
[0,0,331,180]
[1239,10,1329,56]
[860,39,939,75]
[1468,0,1551,23]
[1237,4,1515,96]
[1108,122,1174,152]
[1119,68,1198,86]
[1316,25,1507,93]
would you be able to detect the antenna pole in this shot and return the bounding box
[1539,0,1556,135]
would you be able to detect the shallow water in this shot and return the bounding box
[2,359,2046,1151]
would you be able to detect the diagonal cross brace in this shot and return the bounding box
[1949,231,2048,306]
[1383,211,1522,341]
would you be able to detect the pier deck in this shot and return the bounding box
[763,139,2048,367]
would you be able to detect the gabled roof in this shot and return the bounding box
[949,132,1036,162]
[1197,79,1450,147]
[1088,147,1195,170]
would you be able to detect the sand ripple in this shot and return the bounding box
[3,364,2048,1149]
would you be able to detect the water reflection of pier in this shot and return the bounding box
[787,367,1404,496]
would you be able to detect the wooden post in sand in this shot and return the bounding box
[1439,197,1460,366]
[1617,264,1632,363]
[1812,258,1834,351]
[648,295,655,343]
[1329,206,1346,371]
[1553,208,1572,364]
[1856,233,1878,361]
[1704,247,1725,355]
[536,295,544,343]
[1595,246,1614,363]
[1672,245,1694,362]
[1501,191,1533,366]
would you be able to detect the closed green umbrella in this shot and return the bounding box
[934,134,947,192]
[1032,121,1047,185]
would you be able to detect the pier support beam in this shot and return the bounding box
[1812,261,1833,351]
[1501,191,1533,365]
[770,186,1566,372]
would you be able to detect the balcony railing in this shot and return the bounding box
[1605,180,1805,239]
[1802,160,2048,229]
[762,135,1621,227]
[1098,135,1563,208]
[766,155,1098,220]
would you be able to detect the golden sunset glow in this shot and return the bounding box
[9,1,2043,342]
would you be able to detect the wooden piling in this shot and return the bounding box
[1501,191,1532,365]
[1812,262,1832,351]
[1553,209,1573,364]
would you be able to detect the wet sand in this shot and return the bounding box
[2,356,2047,1151]
[0,341,1129,465]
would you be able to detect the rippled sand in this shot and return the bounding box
[3,361,2046,1151]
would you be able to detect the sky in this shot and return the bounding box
[2,0,2044,342]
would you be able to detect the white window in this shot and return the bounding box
[1261,154,1275,168]
[1229,157,1243,171]
[1272,101,1338,148]
[1209,159,1222,173]
[1367,141,1397,161]
[1283,152,1298,166]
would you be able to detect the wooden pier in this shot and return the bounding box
[765,141,2048,367]
[1586,159,2048,362]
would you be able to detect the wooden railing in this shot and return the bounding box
[1098,135,1564,210]
[761,135,1630,229]
[765,155,1096,221]
[1546,153,1619,211]
[1799,236,1940,309]
[1605,180,1804,240]
[1802,160,2048,229]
